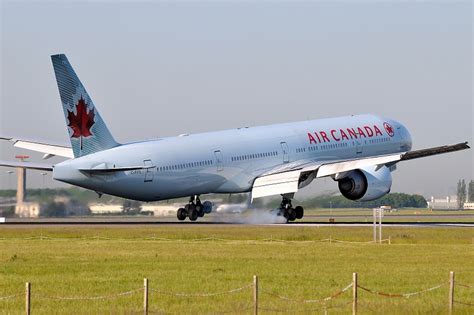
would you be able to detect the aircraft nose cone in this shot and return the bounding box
[397,122,412,151]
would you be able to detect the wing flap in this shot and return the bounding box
[316,154,402,178]
[251,170,301,199]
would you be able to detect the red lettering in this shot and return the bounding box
[347,128,357,139]
[314,131,321,143]
[340,129,349,140]
[364,125,374,137]
[320,131,330,143]
[357,127,366,138]
[374,125,383,136]
[308,133,317,144]
[331,129,340,141]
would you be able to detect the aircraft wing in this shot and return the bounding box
[251,142,470,199]
[0,160,53,171]
[0,136,73,159]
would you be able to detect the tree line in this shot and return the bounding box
[298,192,428,209]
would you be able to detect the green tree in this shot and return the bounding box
[468,180,474,202]
[301,192,427,209]
[456,179,467,209]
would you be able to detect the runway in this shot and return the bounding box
[1,216,472,228]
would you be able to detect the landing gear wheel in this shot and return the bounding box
[202,201,213,214]
[177,208,187,221]
[197,208,205,217]
[287,208,297,221]
[295,206,304,219]
[188,209,198,221]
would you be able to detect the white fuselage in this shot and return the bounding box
[53,114,412,201]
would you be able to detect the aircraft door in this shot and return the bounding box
[280,142,289,163]
[355,141,363,154]
[143,159,154,182]
[214,150,223,171]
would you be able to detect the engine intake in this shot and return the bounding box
[337,166,392,201]
[338,170,368,200]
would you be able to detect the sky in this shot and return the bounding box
[0,0,472,198]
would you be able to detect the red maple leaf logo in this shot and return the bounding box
[384,122,394,137]
[67,97,95,139]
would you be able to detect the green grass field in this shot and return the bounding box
[0,225,473,314]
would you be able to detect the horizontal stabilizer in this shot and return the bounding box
[0,136,73,159]
[0,160,53,171]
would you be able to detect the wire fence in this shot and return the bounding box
[0,234,392,244]
[38,288,142,301]
[357,283,446,298]
[1,272,472,314]
[260,283,353,304]
[149,284,252,297]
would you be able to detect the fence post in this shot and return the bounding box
[144,278,148,315]
[25,282,30,315]
[373,208,377,243]
[352,273,357,315]
[378,209,383,244]
[253,275,258,315]
[448,271,454,314]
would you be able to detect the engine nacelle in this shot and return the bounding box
[337,166,392,201]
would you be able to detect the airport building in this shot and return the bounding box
[89,203,179,216]
[426,196,472,210]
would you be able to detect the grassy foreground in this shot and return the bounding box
[0,225,473,314]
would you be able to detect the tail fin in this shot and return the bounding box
[51,54,119,158]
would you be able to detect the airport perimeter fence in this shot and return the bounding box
[0,234,394,244]
[1,271,472,314]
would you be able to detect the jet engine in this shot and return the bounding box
[337,166,392,201]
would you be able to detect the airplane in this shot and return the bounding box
[0,54,470,221]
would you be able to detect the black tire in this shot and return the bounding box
[177,208,187,221]
[197,208,205,217]
[189,209,198,221]
[295,206,304,219]
[283,208,290,220]
[288,208,297,221]
[202,201,213,214]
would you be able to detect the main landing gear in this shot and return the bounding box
[278,195,304,222]
[177,196,213,221]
